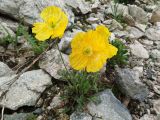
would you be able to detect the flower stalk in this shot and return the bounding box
[55,40,69,74]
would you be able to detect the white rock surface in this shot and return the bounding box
[0,22,15,39]
[153,99,160,114]
[39,49,69,79]
[50,94,62,109]
[140,114,157,120]
[0,75,17,97]
[58,29,83,54]
[0,62,17,97]
[123,14,135,26]
[115,67,149,101]
[0,46,5,52]
[127,27,144,39]
[64,0,91,14]
[100,0,110,4]
[70,112,92,120]
[86,17,99,24]
[128,5,148,24]
[113,30,129,38]
[110,33,116,42]
[141,39,153,46]
[106,3,129,16]
[135,23,147,32]
[150,7,160,23]
[0,69,52,110]
[129,41,149,59]
[4,113,33,120]
[103,19,123,31]
[58,31,80,54]
[150,49,160,59]
[0,0,75,25]
[145,28,160,41]
[0,62,14,77]
[87,89,132,120]
[0,17,18,32]
[133,66,143,77]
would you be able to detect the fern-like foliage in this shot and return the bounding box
[17,25,49,54]
[59,70,100,113]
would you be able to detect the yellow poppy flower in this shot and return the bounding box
[69,25,118,72]
[32,6,68,41]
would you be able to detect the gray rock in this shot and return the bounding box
[0,69,52,110]
[64,0,91,14]
[128,5,148,24]
[135,23,147,32]
[0,22,15,39]
[58,29,83,54]
[91,0,100,10]
[127,27,144,39]
[129,40,149,59]
[103,19,123,31]
[140,114,157,120]
[87,89,132,120]
[156,22,160,30]
[33,108,43,115]
[18,36,33,50]
[0,46,5,52]
[123,14,135,26]
[150,7,160,24]
[141,39,153,46]
[113,30,129,38]
[155,41,160,50]
[0,16,18,32]
[133,66,143,77]
[100,0,111,4]
[106,3,129,16]
[106,3,137,27]
[0,62,14,77]
[153,99,160,114]
[110,33,116,42]
[50,94,62,109]
[153,85,160,95]
[145,5,157,12]
[86,17,100,24]
[20,40,32,51]
[146,68,157,81]
[139,0,155,4]
[0,0,74,25]
[4,113,34,120]
[7,43,15,51]
[39,49,69,79]
[58,30,82,54]
[94,12,105,21]
[0,62,17,97]
[145,28,160,41]
[115,67,149,101]
[70,112,92,120]
[37,116,43,120]
[110,19,123,30]
[58,37,71,54]
[150,49,160,59]
[130,59,144,67]
[0,75,17,97]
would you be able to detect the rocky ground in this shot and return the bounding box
[0,0,160,120]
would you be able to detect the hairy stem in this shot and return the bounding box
[55,41,72,85]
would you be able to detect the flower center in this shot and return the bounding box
[83,47,93,56]
[50,16,62,28]
[51,22,56,28]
